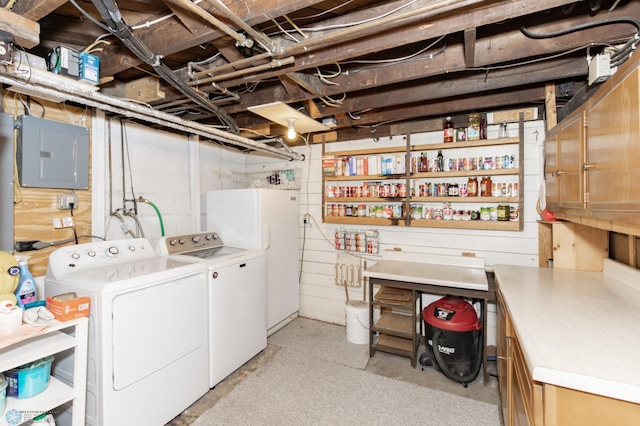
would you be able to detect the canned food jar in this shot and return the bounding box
[480,207,490,221]
[489,206,498,221]
[468,112,480,141]
[497,204,510,221]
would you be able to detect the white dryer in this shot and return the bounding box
[157,232,267,388]
[44,239,209,426]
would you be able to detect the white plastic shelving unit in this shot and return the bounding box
[0,318,88,426]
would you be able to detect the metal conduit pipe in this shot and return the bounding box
[190,51,273,80]
[90,0,240,133]
[189,57,296,86]
[204,0,278,53]
[282,0,490,58]
[0,72,302,161]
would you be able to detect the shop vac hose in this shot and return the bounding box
[431,328,483,388]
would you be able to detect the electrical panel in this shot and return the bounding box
[17,115,89,190]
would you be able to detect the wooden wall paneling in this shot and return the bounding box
[552,221,608,272]
[4,92,92,277]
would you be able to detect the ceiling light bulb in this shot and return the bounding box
[287,119,297,140]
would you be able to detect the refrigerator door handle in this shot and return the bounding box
[264,223,271,249]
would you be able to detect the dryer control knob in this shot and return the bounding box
[128,245,136,252]
[71,252,81,260]
[169,239,177,246]
[205,234,213,240]
[106,246,119,257]
[87,250,96,257]
[192,236,200,243]
[179,238,186,244]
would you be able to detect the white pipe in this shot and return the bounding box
[0,64,301,161]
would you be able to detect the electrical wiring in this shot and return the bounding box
[341,36,447,77]
[283,14,308,39]
[298,0,418,32]
[89,0,240,133]
[318,94,346,107]
[69,203,79,244]
[271,17,301,44]
[520,17,640,40]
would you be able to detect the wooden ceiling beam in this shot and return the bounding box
[333,86,545,140]
[0,7,39,48]
[9,0,66,21]
[218,0,583,89]
[315,57,586,117]
[96,0,326,76]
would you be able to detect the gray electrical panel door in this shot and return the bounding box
[0,112,14,252]
[17,115,89,189]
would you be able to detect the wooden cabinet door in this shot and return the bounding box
[544,131,560,208]
[557,110,585,209]
[496,291,511,425]
[587,68,640,214]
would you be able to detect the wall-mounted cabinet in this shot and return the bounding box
[544,109,585,211]
[545,53,640,229]
[322,116,524,231]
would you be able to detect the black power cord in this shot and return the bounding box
[69,202,79,245]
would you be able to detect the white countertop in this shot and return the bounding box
[363,259,488,292]
[494,260,640,404]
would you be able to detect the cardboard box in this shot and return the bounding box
[79,52,99,84]
[46,296,90,321]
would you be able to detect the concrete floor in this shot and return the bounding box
[167,339,500,425]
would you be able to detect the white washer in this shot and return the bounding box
[157,232,267,388]
[44,239,209,426]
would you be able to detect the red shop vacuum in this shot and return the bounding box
[420,296,483,387]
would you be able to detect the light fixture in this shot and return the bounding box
[286,118,297,140]
[248,101,331,135]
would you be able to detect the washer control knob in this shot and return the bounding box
[179,238,186,245]
[128,245,136,252]
[212,234,218,240]
[205,234,213,240]
[169,239,177,246]
[87,250,96,257]
[106,246,119,257]
[192,236,200,243]
[71,252,81,260]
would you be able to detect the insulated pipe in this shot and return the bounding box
[0,70,302,161]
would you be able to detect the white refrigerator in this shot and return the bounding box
[206,188,300,333]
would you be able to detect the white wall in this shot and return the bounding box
[252,120,546,347]
[91,112,545,346]
[91,114,245,243]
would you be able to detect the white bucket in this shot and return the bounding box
[345,301,369,345]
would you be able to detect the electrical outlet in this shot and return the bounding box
[58,194,79,209]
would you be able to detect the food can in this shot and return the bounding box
[412,204,423,219]
[510,205,520,221]
[497,204,510,221]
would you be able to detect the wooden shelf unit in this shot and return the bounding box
[322,115,525,230]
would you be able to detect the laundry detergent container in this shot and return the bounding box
[423,296,482,386]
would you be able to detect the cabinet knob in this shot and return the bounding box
[551,170,566,177]
[583,163,596,170]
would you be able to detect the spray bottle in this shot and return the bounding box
[14,256,36,308]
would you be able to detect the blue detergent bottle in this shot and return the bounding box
[15,257,36,308]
